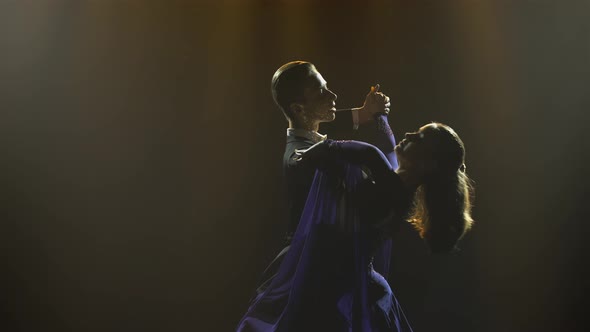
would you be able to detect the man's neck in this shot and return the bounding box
[288,120,319,132]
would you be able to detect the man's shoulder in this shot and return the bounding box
[285,137,314,155]
[283,137,314,167]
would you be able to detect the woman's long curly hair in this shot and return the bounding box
[409,123,474,253]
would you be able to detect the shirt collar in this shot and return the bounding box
[286,128,327,143]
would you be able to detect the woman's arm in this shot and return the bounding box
[365,114,398,170]
[296,139,393,181]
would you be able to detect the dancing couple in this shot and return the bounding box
[236,61,474,332]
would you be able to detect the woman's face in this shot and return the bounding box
[394,124,439,172]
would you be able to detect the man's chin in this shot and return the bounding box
[319,117,336,123]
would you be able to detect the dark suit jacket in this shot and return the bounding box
[283,111,394,238]
[254,111,397,296]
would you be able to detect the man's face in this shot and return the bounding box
[299,70,338,124]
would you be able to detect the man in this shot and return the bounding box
[259,60,395,295]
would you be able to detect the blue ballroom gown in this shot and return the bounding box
[237,117,413,331]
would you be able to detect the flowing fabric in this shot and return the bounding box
[237,155,413,331]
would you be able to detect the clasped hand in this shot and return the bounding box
[358,84,391,124]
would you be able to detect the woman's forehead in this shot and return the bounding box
[418,124,442,144]
[419,123,437,133]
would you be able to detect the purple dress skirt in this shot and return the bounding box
[236,140,414,332]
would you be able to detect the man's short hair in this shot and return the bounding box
[271,61,317,120]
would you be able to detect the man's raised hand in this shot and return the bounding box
[359,84,391,124]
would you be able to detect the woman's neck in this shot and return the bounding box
[395,168,423,192]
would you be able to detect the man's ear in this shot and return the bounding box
[290,102,304,116]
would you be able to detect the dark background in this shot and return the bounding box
[1,0,588,331]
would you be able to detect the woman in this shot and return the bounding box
[393,123,474,253]
[237,122,474,331]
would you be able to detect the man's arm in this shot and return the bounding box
[321,85,386,139]
[322,85,398,168]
